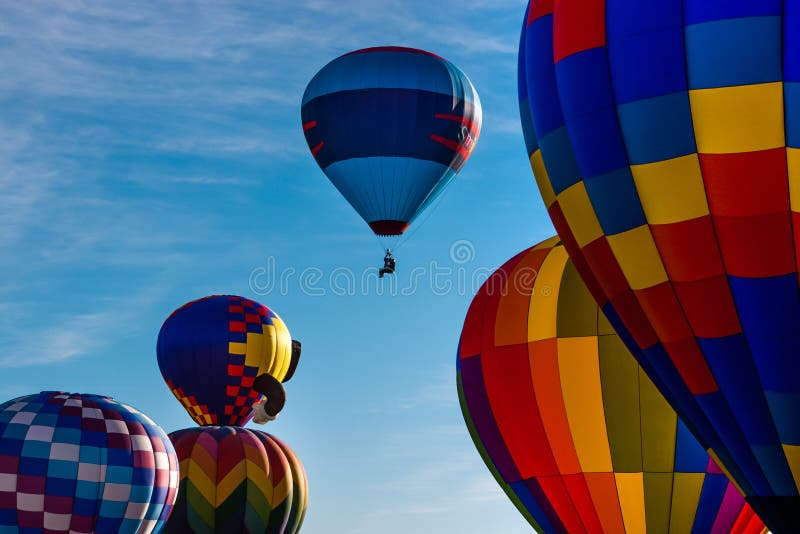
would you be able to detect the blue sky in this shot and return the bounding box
[0,1,557,532]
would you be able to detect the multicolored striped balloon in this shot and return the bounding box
[0,391,179,533]
[458,238,766,533]
[518,1,800,530]
[165,427,307,534]
[157,295,296,427]
[301,46,481,238]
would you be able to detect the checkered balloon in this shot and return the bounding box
[0,391,179,533]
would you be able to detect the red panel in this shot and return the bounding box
[609,290,660,350]
[480,344,559,478]
[529,0,556,23]
[673,276,742,338]
[713,212,795,278]
[662,338,719,395]
[562,474,605,533]
[459,289,487,359]
[700,149,789,217]
[217,433,243,483]
[582,237,630,300]
[229,321,246,333]
[553,0,606,62]
[537,476,587,533]
[651,217,725,282]
[634,283,694,343]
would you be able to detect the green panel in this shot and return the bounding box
[186,482,216,531]
[246,477,272,526]
[457,373,544,532]
[215,482,248,530]
[643,472,674,534]
[556,260,599,338]
[598,308,616,336]
[598,334,642,472]
[668,473,704,534]
[639,367,678,472]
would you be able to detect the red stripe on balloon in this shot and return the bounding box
[302,120,317,132]
[430,134,470,159]
[311,141,324,156]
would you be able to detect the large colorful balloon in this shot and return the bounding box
[165,427,307,533]
[0,391,179,533]
[458,238,766,534]
[301,46,481,240]
[157,295,300,427]
[519,1,800,530]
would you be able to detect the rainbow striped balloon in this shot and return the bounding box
[458,238,766,533]
[165,427,307,533]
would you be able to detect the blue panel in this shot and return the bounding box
[728,275,800,391]
[765,391,800,444]
[685,0,782,25]
[323,157,449,225]
[685,17,783,89]
[564,108,630,179]
[583,167,647,235]
[518,23,540,158]
[785,83,800,148]
[509,480,561,534]
[555,47,615,121]
[696,391,772,495]
[606,0,682,36]
[751,444,798,495]
[786,13,800,82]
[674,419,711,472]
[698,334,780,445]
[691,474,728,534]
[607,26,687,103]
[538,127,581,195]
[526,15,565,137]
[302,88,476,169]
[616,91,696,164]
[301,50,477,104]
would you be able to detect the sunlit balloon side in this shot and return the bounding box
[519,1,800,530]
[163,427,307,534]
[458,238,766,533]
[0,391,179,533]
[301,46,481,248]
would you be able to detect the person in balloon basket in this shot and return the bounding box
[379,249,396,278]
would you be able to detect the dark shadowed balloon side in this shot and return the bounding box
[519,1,800,531]
[301,46,482,241]
[0,391,179,533]
[458,238,766,533]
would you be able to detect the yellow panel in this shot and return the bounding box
[260,325,277,374]
[533,235,561,251]
[668,473,704,534]
[245,331,266,369]
[528,246,569,342]
[228,342,246,356]
[615,472,646,534]
[783,444,800,492]
[788,148,800,212]
[271,316,292,379]
[531,149,556,208]
[558,337,613,472]
[689,82,785,154]
[557,182,605,248]
[631,154,709,224]
[187,459,217,505]
[215,461,247,505]
[607,225,668,290]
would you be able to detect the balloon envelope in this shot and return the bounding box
[157,295,294,427]
[519,1,800,530]
[301,46,481,237]
[165,426,307,534]
[458,238,766,534]
[0,391,179,533]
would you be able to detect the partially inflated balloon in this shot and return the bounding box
[0,391,179,533]
[165,427,307,534]
[301,46,481,238]
[518,2,800,530]
[458,238,765,533]
[157,295,300,427]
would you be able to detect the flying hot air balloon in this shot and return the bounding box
[164,427,307,534]
[301,46,482,270]
[157,295,301,427]
[0,391,179,533]
[458,238,766,533]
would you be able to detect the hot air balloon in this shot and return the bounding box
[519,1,800,530]
[164,426,307,534]
[0,391,179,533]
[157,295,301,427]
[301,46,482,265]
[458,238,766,534]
